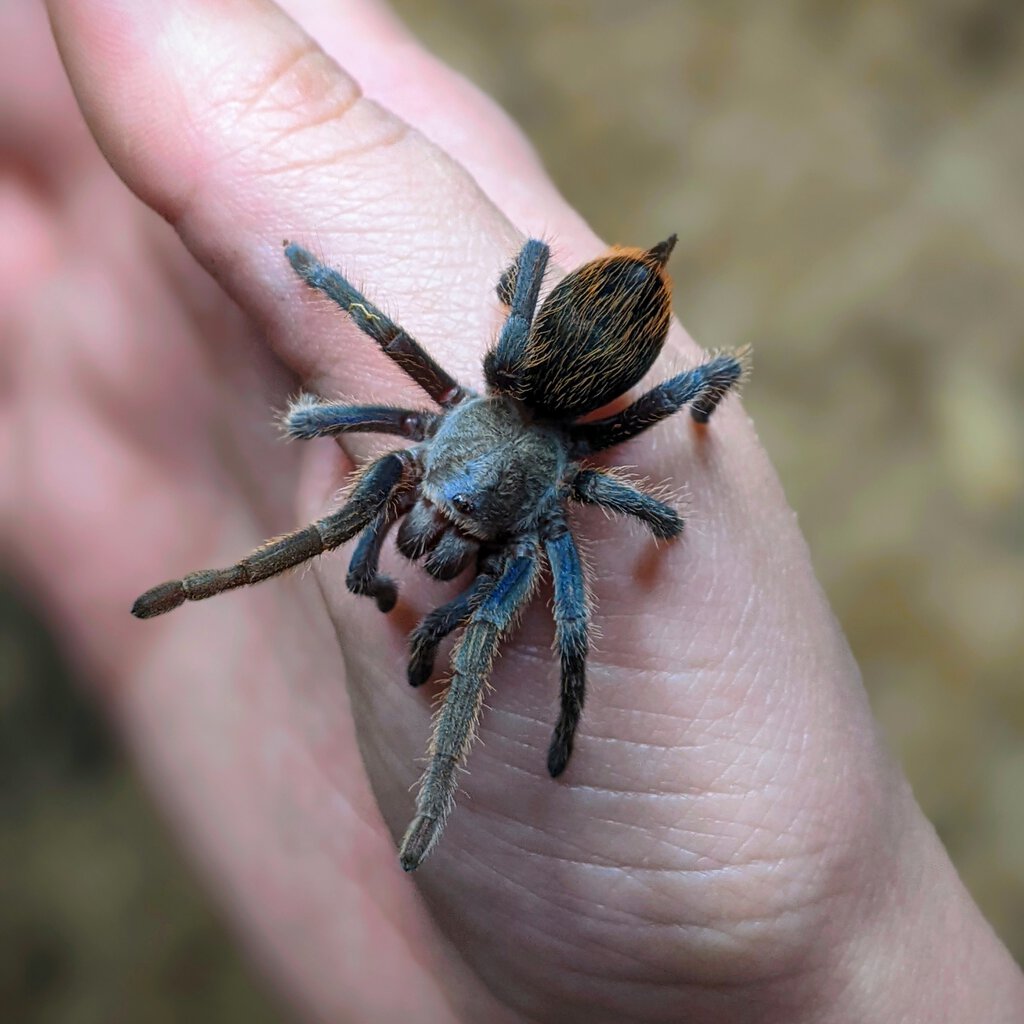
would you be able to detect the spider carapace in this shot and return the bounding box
[132,235,747,870]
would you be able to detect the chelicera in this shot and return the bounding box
[132,236,747,870]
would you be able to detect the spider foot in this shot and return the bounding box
[399,814,440,872]
[131,580,186,618]
[407,640,436,688]
[345,569,398,613]
[547,724,574,778]
[373,581,398,614]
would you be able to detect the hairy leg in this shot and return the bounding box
[570,467,682,539]
[407,568,499,686]
[283,395,437,441]
[346,493,416,613]
[132,451,415,618]
[483,239,550,395]
[286,244,468,408]
[400,541,540,870]
[541,514,590,777]
[568,349,749,454]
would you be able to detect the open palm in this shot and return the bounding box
[6,2,1018,1023]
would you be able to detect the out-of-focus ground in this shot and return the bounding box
[3,1,1022,1020]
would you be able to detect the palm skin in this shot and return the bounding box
[5,2,1020,1023]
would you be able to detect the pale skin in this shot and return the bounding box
[2,1,1022,1022]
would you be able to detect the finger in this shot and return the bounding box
[45,1,887,1019]
[0,1,99,316]
[47,0,526,400]
[0,2,90,180]
[278,0,595,249]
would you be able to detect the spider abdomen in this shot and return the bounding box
[498,236,677,418]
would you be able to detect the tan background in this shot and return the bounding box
[3,1,1022,1020]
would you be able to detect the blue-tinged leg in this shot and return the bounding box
[570,468,683,539]
[568,349,749,454]
[407,571,495,686]
[483,239,550,395]
[346,496,413,613]
[399,541,541,871]
[542,516,590,777]
[284,395,437,441]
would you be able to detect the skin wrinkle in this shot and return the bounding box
[572,735,713,761]
[470,789,821,888]
[460,651,786,802]
[280,2,570,222]
[528,856,803,940]
[480,727,545,761]
[256,124,412,177]
[577,642,712,678]
[596,687,737,719]
[613,828,821,883]
[471,770,839,905]
[571,905,819,970]
[252,98,413,175]
[463,799,617,860]
[232,37,349,121]
[554,778,746,800]
[613,857,840,913]
[467,865,801,999]
[561,815,826,882]
[454,852,710,992]
[193,45,391,180]
[585,684,753,733]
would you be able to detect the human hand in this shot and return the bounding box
[5,1,1022,1021]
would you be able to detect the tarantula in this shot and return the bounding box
[132,235,746,870]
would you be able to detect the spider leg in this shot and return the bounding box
[283,396,437,441]
[407,562,501,686]
[132,452,416,619]
[346,493,415,613]
[400,541,541,871]
[483,239,550,395]
[495,259,516,306]
[570,467,683,539]
[494,238,548,306]
[285,244,467,408]
[541,514,590,777]
[568,350,749,454]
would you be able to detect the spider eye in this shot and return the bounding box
[451,493,476,516]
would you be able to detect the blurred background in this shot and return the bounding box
[3,0,1022,1020]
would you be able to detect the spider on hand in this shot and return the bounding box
[132,235,747,870]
